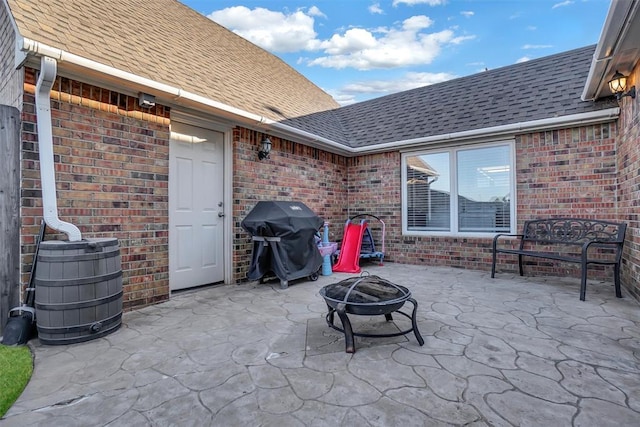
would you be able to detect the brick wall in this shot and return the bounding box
[232,127,348,282]
[348,123,622,284]
[345,153,402,266]
[18,67,636,309]
[21,69,171,310]
[517,126,618,220]
[616,65,640,299]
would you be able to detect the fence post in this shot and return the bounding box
[0,105,21,334]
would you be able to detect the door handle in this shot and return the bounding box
[218,212,225,218]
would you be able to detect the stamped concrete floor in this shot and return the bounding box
[3,264,640,426]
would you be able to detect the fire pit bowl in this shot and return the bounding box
[319,275,411,316]
[319,274,424,353]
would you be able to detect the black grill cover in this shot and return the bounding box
[242,201,323,282]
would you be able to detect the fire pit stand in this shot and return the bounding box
[320,274,424,353]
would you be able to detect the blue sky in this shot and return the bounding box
[181,0,610,105]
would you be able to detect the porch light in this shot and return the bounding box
[608,71,636,100]
[258,137,272,160]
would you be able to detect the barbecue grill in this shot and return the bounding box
[242,201,323,289]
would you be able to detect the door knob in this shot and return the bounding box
[218,212,225,218]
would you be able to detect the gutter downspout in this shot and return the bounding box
[35,56,82,242]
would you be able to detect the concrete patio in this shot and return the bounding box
[3,263,640,426]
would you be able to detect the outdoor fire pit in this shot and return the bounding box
[319,274,424,353]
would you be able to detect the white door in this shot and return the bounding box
[169,122,224,291]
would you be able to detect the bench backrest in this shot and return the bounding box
[522,218,626,247]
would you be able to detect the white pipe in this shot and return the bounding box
[35,56,82,241]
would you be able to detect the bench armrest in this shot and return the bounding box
[581,239,624,258]
[492,233,524,251]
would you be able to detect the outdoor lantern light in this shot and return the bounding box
[258,137,272,160]
[608,70,636,100]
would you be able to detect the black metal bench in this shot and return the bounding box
[491,218,626,301]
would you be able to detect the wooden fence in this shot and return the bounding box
[0,105,21,334]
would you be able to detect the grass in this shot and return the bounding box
[0,344,33,418]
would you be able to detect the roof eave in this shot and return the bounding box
[582,0,640,101]
[354,108,620,155]
[16,39,618,158]
[16,37,356,156]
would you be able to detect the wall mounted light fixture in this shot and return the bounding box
[258,137,272,160]
[138,92,156,108]
[608,70,636,100]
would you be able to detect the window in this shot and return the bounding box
[402,142,514,235]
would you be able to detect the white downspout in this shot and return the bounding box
[35,56,82,242]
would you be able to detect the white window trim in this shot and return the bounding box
[401,140,517,237]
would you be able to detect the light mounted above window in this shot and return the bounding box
[608,70,636,100]
[258,137,272,160]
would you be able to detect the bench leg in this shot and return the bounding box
[491,252,497,278]
[580,267,587,301]
[518,254,524,276]
[614,264,622,298]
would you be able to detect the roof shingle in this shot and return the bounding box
[284,45,617,148]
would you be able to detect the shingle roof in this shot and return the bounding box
[284,45,617,148]
[6,0,339,121]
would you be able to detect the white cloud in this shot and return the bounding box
[208,6,320,53]
[331,71,455,105]
[330,92,358,106]
[522,44,553,49]
[552,1,574,9]
[307,6,326,18]
[516,56,531,63]
[309,15,472,70]
[460,11,474,18]
[393,0,446,6]
[450,34,475,45]
[369,3,384,14]
[309,27,459,70]
[208,6,473,71]
[320,28,376,56]
[344,72,454,94]
[319,28,378,55]
[402,15,434,31]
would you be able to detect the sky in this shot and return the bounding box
[181,0,611,105]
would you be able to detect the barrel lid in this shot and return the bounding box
[39,238,119,250]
